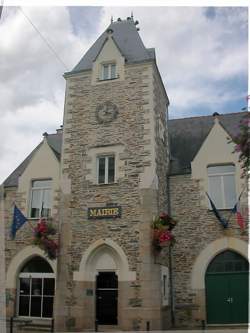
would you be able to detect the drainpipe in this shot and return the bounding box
[166,106,175,327]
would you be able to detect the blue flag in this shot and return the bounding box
[11,205,27,239]
[206,193,228,228]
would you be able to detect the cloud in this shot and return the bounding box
[0,6,248,183]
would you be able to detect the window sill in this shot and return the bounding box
[91,182,119,187]
[98,76,119,82]
[208,208,233,212]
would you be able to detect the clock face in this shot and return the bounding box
[96,101,118,124]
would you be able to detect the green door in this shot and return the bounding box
[206,250,249,324]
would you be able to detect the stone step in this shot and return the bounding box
[97,325,121,332]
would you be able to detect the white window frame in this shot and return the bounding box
[97,155,115,185]
[101,63,116,80]
[17,273,55,319]
[208,164,236,210]
[29,179,52,219]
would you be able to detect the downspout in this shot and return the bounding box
[167,175,175,327]
[166,106,175,327]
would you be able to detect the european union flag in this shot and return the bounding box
[11,205,27,239]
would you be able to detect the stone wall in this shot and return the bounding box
[56,61,170,331]
[3,186,60,318]
[169,173,248,328]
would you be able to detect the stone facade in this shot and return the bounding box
[169,174,248,327]
[55,60,169,331]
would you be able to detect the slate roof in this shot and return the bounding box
[68,19,155,75]
[3,112,246,187]
[3,132,62,187]
[169,111,247,175]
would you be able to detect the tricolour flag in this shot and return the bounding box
[10,205,28,239]
[206,193,228,228]
[232,203,245,230]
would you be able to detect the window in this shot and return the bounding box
[102,63,116,80]
[97,156,115,184]
[18,256,55,318]
[30,180,52,218]
[208,165,236,209]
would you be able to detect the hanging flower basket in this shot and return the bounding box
[152,212,177,253]
[33,219,58,260]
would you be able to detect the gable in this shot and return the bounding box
[191,118,239,179]
[18,140,60,215]
[91,35,125,84]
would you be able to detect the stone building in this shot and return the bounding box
[1,17,249,331]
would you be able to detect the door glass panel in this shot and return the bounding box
[19,296,30,316]
[208,165,235,174]
[30,296,42,317]
[42,297,54,318]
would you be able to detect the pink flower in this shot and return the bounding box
[159,230,173,243]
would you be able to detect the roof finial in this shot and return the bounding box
[111,15,113,23]
[131,11,134,20]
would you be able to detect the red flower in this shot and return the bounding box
[159,230,173,243]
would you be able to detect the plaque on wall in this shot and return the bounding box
[88,206,122,219]
[96,101,118,124]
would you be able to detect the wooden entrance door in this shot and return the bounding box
[206,250,249,324]
[96,272,118,325]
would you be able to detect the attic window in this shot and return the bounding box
[102,63,117,80]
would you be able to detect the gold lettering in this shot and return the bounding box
[89,209,96,217]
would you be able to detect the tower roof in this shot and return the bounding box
[68,18,155,75]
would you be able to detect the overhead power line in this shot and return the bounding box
[19,7,69,71]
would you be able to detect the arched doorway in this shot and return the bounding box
[96,271,118,325]
[17,256,55,318]
[205,250,249,324]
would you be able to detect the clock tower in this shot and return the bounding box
[55,17,170,331]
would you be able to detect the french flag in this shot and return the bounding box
[232,203,245,230]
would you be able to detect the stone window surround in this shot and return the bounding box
[100,61,118,81]
[207,164,236,210]
[86,144,125,185]
[29,178,52,219]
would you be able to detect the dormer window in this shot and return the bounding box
[102,63,116,80]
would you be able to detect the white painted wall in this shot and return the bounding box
[191,118,244,206]
[18,138,60,217]
[91,35,125,85]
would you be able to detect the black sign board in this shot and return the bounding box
[88,206,122,219]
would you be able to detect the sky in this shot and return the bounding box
[0,6,248,184]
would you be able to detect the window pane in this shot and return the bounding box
[98,157,105,184]
[19,296,30,316]
[21,256,53,273]
[208,165,235,174]
[103,65,109,80]
[31,278,42,296]
[209,176,223,208]
[224,174,236,208]
[44,279,55,296]
[111,64,116,79]
[108,157,115,183]
[32,180,52,188]
[31,190,42,209]
[30,296,42,317]
[42,297,54,318]
[20,278,30,295]
[43,189,51,208]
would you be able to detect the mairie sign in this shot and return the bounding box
[88,206,122,219]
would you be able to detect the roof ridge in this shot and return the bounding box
[169,110,247,122]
